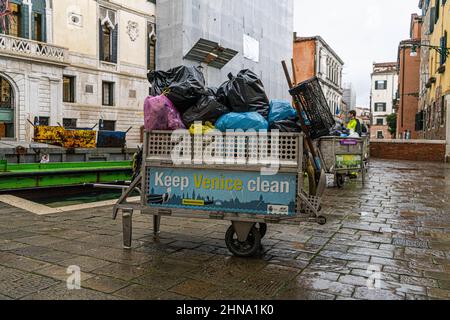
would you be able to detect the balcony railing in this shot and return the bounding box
[0,34,68,64]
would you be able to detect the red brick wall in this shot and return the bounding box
[370,141,446,162]
[397,45,421,139]
[370,125,392,140]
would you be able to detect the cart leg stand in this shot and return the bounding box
[233,222,255,242]
[153,215,161,236]
[122,209,133,249]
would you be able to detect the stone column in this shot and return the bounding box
[27,76,40,142]
[45,0,53,43]
[23,0,32,39]
[49,78,62,126]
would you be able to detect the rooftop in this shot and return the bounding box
[293,33,345,65]
[372,62,398,74]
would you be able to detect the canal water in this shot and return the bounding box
[10,186,138,208]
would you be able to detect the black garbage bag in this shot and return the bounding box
[148,66,207,113]
[182,94,230,128]
[270,118,303,133]
[217,70,270,118]
[207,87,218,97]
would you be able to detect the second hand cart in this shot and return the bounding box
[112,130,326,257]
[317,136,369,188]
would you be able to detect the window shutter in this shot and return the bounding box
[430,7,436,33]
[21,4,30,39]
[42,14,46,42]
[99,20,104,61]
[442,32,448,65]
[111,24,118,64]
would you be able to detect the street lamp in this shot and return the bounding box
[410,43,450,60]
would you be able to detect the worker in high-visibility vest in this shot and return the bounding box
[347,110,362,137]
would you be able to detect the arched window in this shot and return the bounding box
[0,76,14,138]
[147,22,156,71]
[99,8,118,63]
[102,23,113,62]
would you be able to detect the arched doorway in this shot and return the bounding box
[0,76,15,139]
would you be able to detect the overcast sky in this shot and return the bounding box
[294,0,420,107]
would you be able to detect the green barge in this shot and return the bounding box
[0,160,132,192]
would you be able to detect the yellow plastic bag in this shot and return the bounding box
[189,122,215,135]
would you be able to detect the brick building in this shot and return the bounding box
[396,14,422,139]
[293,34,344,116]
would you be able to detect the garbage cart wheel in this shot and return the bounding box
[336,174,345,189]
[257,223,267,239]
[317,216,327,225]
[225,225,261,258]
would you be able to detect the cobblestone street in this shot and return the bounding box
[0,159,449,300]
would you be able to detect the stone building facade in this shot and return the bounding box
[370,62,398,140]
[0,0,156,146]
[418,0,450,160]
[293,34,344,116]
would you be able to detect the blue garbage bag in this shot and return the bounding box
[215,112,269,132]
[268,100,297,125]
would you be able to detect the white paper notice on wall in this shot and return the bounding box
[243,34,260,63]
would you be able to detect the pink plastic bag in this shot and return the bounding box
[144,95,186,131]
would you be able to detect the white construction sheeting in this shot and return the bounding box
[156,0,294,100]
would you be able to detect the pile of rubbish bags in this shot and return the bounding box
[145,65,300,133]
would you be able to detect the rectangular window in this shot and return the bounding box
[63,118,77,129]
[102,82,114,106]
[375,80,387,90]
[99,120,116,131]
[35,116,49,126]
[377,131,384,139]
[375,103,387,112]
[8,3,21,38]
[33,13,43,42]
[63,76,75,103]
[376,118,384,126]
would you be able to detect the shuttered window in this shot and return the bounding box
[99,8,118,64]
[430,7,436,33]
[441,31,448,65]
[7,3,21,37]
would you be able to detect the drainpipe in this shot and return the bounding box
[401,45,407,128]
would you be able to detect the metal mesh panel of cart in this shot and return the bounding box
[289,77,336,140]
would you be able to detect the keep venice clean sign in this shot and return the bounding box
[147,168,297,216]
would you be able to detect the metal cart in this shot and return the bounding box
[316,136,369,188]
[112,130,326,257]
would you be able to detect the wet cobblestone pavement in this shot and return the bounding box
[0,159,449,300]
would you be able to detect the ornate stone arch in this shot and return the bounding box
[0,72,19,139]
